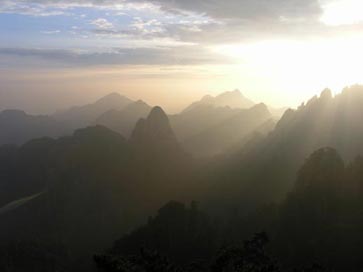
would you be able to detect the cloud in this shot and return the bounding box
[0,46,232,67]
[0,0,332,44]
[41,30,61,34]
[1,1,360,54]
[148,0,322,21]
[90,18,114,29]
[0,0,323,21]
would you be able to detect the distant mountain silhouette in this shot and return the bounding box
[171,105,241,141]
[182,89,255,113]
[0,109,70,146]
[53,92,133,129]
[171,91,282,156]
[95,100,152,138]
[130,106,180,153]
[183,103,274,157]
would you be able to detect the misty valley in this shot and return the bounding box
[1,86,363,271]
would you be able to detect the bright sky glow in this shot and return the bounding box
[320,0,363,26]
[0,0,362,113]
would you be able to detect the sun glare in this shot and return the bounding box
[320,0,363,26]
[212,35,363,103]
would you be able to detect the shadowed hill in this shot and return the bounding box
[0,116,197,270]
[0,110,71,146]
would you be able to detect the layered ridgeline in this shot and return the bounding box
[182,103,274,157]
[171,89,256,141]
[0,90,280,158]
[170,90,277,157]
[53,92,133,129]
[182,89,255,113]
[0,110,71,146]
[95,100,152,138]
[91,90,277,157]
[0,93,138,146]
[0,106,195,271]
[207,85,363,210]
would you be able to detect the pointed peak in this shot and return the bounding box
[98,92,122,101]
[135,99,148,105]
[250,103,270,115]
[130,106,179,151]
[95,92,132,105]
[201,94,214,102]
[320,88,333,100]
[148,106,168,120]
[252,102,268,110]
[217,89,242,98]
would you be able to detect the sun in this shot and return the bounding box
[211,35,363,107]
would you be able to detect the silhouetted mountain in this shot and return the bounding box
[130,106,180,153]
[183,103,274,157]
[95,100,152,138]
[0,125,129,207]
[208,85,363,209]
[275,147,362,270]
[5,85,363,271]
[106,201,216,265]
[171,92,280,157]
[0,120,195,270]
[171,105,241,141]
[53,93,133,129]
[182,89,255,113]
[0,109,70,146]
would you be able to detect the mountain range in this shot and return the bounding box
[53,92,133,129]
[95,100,152,138]
[204,85,363,211]
[2,85,363,271]
[0,90,276,158]
[182,89,255,113]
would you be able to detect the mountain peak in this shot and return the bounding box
[320,88,333,100]
[216,89,242,99]
[200,95,214,102]
[251,103,269,113]
[96,92,129,105]
[215,89,255,109]
[147,106,169,122]
[182,89,255,113]
[130,106,179,151]
[134,99,148,105]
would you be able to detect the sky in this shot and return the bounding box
[1,0,363,113]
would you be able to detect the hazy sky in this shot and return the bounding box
[1,0,363,113]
